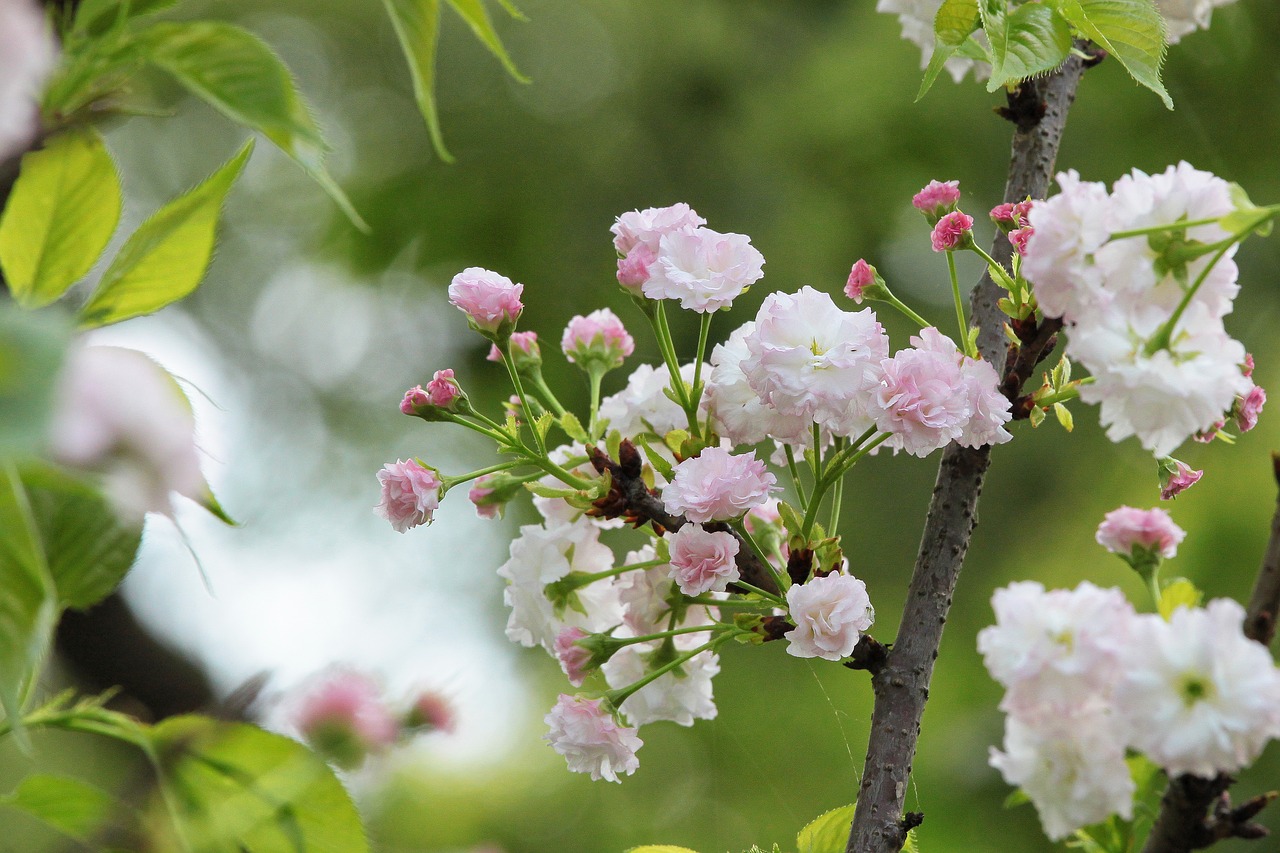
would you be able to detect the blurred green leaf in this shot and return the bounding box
[150,715,371,853]
[443,0,529,83]
[917,0,980,101]
[79,140,254,329]
[1,774,116,843]
[382,0,451,162]
[0,129,122,308]
[73,0,178,35]
[1058,0,1170,109]
[138,21,367,230]
[1158,577,1203,620]
[983,1,1072,93]
[796,803,855,853]
[22,465,142,611]
[625,847,702,853]
[0,306,70,461]
[0,464,57,739]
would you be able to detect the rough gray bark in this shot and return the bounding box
[845,55,1088,853]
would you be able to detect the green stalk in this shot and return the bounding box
[946,251,975,357]
[606,631,739,709]
[784,444,809,506]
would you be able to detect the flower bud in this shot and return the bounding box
[912,179,961,221]
[374,459,442,532]
[401,370,470,420]
[844,258,890,304]
[1158,457,1203,501]
[616,244,656,293]
[448,267,524,339]
[930,211,975,252]
[1009,225,1034,257]
[487,331,542,371]
[403,690,455,734]
[561,308,635,372]
[1096,506,1185,572]
[1234,384,1266,433]
[293,671,398,769]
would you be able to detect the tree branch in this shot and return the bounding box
[845,57,1088,853]
[1141,454,1280,853]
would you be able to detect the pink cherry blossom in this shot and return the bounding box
[400,385,429,415]
[554,627,594,687]
[662,446,777,523]
[845,259,876,303]
[617,243,657,292]
[561,308,635,369]
[425,368,462,406]
[469,474,499,519]
[487,331,540,363]
[1243,353,1255,378]
[448,267,524,334]
[784,572,875,661]
[990,203,1018,227]
[293,670,398,767]
[1160,460,1203,501]
[374,459,442,532]
[1009,226,1034,256]
[544,694,642,782]
[1235,384,1266,433]
[611,203,706,255]
[1095,506,1186,560]
[912,179,961,217]
[643,227,765,312]
[930,211,974,252]
[667,524,741,596]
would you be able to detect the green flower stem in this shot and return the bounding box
[969,243,1016,290]
[0,706,150,751]
[731,519,788,593]
[946,251,975,357]
[800,431,889,542]
[444,412,516,447]
[784,444,809,506]
[573,558,667,586]
[528,369,567,417]
[441,459,527,491]
[650,303,691,411]
[500,349,546,455]
[606,631,740,709]
[1107,206,1280,240]
[533,456,594,490]
[1032,376,1095,408]
[615,623,729,648]
[688,311,714,435]
[1143,240,1236,356]
[682,595,773,609]
[828,472,844,532]
[732,580,786,606]
[879,292,932,329]
[587,363,607,440]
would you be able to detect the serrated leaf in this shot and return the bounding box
[1029,405,1046,427]
[917,0,981,100]
[138,21,367,230]
[1059,0,1170,109]
[796,803,856,853]
[984,2,1073,93]
[0,129,122,308]
[777,500,806,542]
[558,411,589,443]
[1158,577,1203,620]
[382,0,452,162]
[78,141,253,329]
[22,465,142,611]
[903,829,922,853]
[634,436,674,482]
[0,306,70,461]
[2,774,116,842]
[443,0,529,83]
[0,464,57,739]
[1053,402,1074,431]
[534,411,554,444]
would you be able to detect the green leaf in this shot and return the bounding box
[625,847,702,853]
[1058,0,1171,109]
[1158,577,1203,620]
[984,1,1073,93]
[558,411,589,443]
[443,0,529,83]
[1003,788,1031,808]
[78,141,253,329]
[917,0,981,100]
[2,774,116,843]
[903,829,922,853]
[22,465,142,611]
[138,21,368,230]
[796,803,856,853]
[0,129,122,308]
[382,0,452,162]
[149,715,371,853]
[73,0,178,35]
[0,464,56,738]
[1053,402,1074,431]
[0,306,70,462]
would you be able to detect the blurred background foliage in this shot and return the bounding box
[3,0,1280,851]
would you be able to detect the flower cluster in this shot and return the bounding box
[980,582,1280,840]
[290,670,454,769]
[1024,164,1264,456]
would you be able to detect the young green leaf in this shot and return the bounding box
[0,464,57,739]
[73,0,179,36]
[1058,0,1171,109]
[1,774,116,843]
[984,1,1073,93]
[0,129,122,308]
[138,21,368,230]
[443,0,530,83]
[148,715,372,853]
[78,141,253,329]
[796,803,856,853]
[1158,577,1203,620]
[382,0,452,162]
[917,0,981,101]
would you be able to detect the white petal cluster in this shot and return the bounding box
[1024,164,1253,456]
[643,228,766,313]
[544,694,643,782]
[616,546,675,637]
[598,362,706,439]
[1156,0,1238,44]
[875,0,990,84]
[981,582,1280,839]
[0,0,56,162]
[705,321,813,446]
[784,572,875,661]
[741,287,889,437]
[497,518,621,653]
[603,620,720,728]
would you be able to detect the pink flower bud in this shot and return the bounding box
[374,459,442,532]
[667,523,741,596]
[1096,506,1186,561]
[425,368,462,406]
[561,308,635,370]
[293,670,398,768]
[448,267,524,336]
[469,474,500,520]
[1243,353,1255,379]
[400,385,429,415]
[990,203,1017,227]
[1009,225,1034,257]
[616,243,656,293]
[1194,421,1225,443]
[912,179,961,218]
[930,211,974,252]
[404,690,455,733]
[554,627,594,687]
[1235,385,1266,433]
[1159,459,1203,501]
[845,259,876,303]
